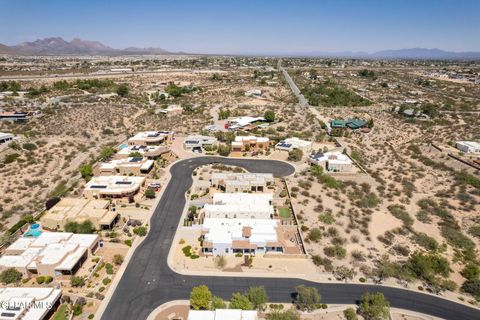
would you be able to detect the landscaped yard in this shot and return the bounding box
[278,207,291,218]
[52,304,68,320]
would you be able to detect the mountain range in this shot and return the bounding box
[1,37,480,59]
[293,48,480,60]
[0,37,172,55]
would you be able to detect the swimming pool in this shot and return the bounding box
[23,223,43,238]
[118,144,128,150]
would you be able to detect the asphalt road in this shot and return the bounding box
[101,157,480,320]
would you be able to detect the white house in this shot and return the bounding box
[456,141,480,153]
[0,287,62,320]
[227,116,265,130]
[309,151,353,172]
[275,137,312,153]
[204,193,274,219]
[0,232,99,277]
[211,172,274,193]
[0,132,14,145]
[201,218,284,255]
[183,135,218,152]
[188,309,258,320]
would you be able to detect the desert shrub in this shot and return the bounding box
[387,205,413,228]
[318,213,335,225]
[307,228,322,242]
[412,233,438,251]
[323,245,347,259]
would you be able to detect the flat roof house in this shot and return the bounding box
[0,287,62,320]
[41,198,119,231]
[183,135,218,152]
[98,157,155,176]
[127,131,174,146]
[275,137,312,153]
[231,136,269,152]
[227,116,265,131]
[116,145,170,159]
[201,218,285,255]
[456,141,480,153]
[0,232,99,277]
[204,193,274,220]
[188,309,258,320]
[330,118,367,130]
[211,172,274,193]
[83,176,145,201]
[0,132,14,145]
[309,151,353,172]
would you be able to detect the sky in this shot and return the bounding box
[1,0,479,54]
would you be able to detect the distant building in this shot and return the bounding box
[0,287,62,320]
[456,141,480,153]
[309,151,353,172]
[83,176,145,200]
[201,218,285,255]
[245,89,262,97]
[98,157,154,176]
[204,193,274,220]
[188,309,258,320]
[227,116,266,131]
[127,131,174,146]
[211,172,274,193]
[115,144,170,160]
[231,136,269,152]
[0,110,41,122]
[183,135,218,152]
[0,232,99,277]
[0,132,14,144]
[41,198,119,231]
[330,119,367,130]
[275,137,312,153]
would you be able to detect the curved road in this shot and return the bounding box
[101,157,480,320]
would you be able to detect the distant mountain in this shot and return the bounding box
[287,48,480,60]
[0,43,23,55]
[369,48,480,60]
[124,47,170,54]
[7,37,172,55]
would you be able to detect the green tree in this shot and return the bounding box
[0,268,22,284]
[212,296,227,309]
[217,144,231,157]
[294,285,321,311]
[190,285,212,310]
[144,189,156,199]
[229,292,254,310]
[246,286,268,310]
[99,146,116,161]
[343,307,358,320]
[80,164,93,181]
[287,149,303,162]
[264,110,275,122]
[358,292,390,320]
[310,165,323,177]
[133,226,147,236]
[116,84,129,97]
[461,263,480,280]
[266,309,300,320]
[70,276,85,287]
[462,279,480,299]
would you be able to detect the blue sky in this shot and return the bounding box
[1,0,479,53]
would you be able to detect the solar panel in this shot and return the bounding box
[90,185,107,189]
[116,181,133,185]
[129,157,143,162]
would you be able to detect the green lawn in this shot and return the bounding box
[278,207,291,218]
[52,304,68,320]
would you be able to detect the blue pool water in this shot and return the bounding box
[118,144,128,150]
[23,224,43,238]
